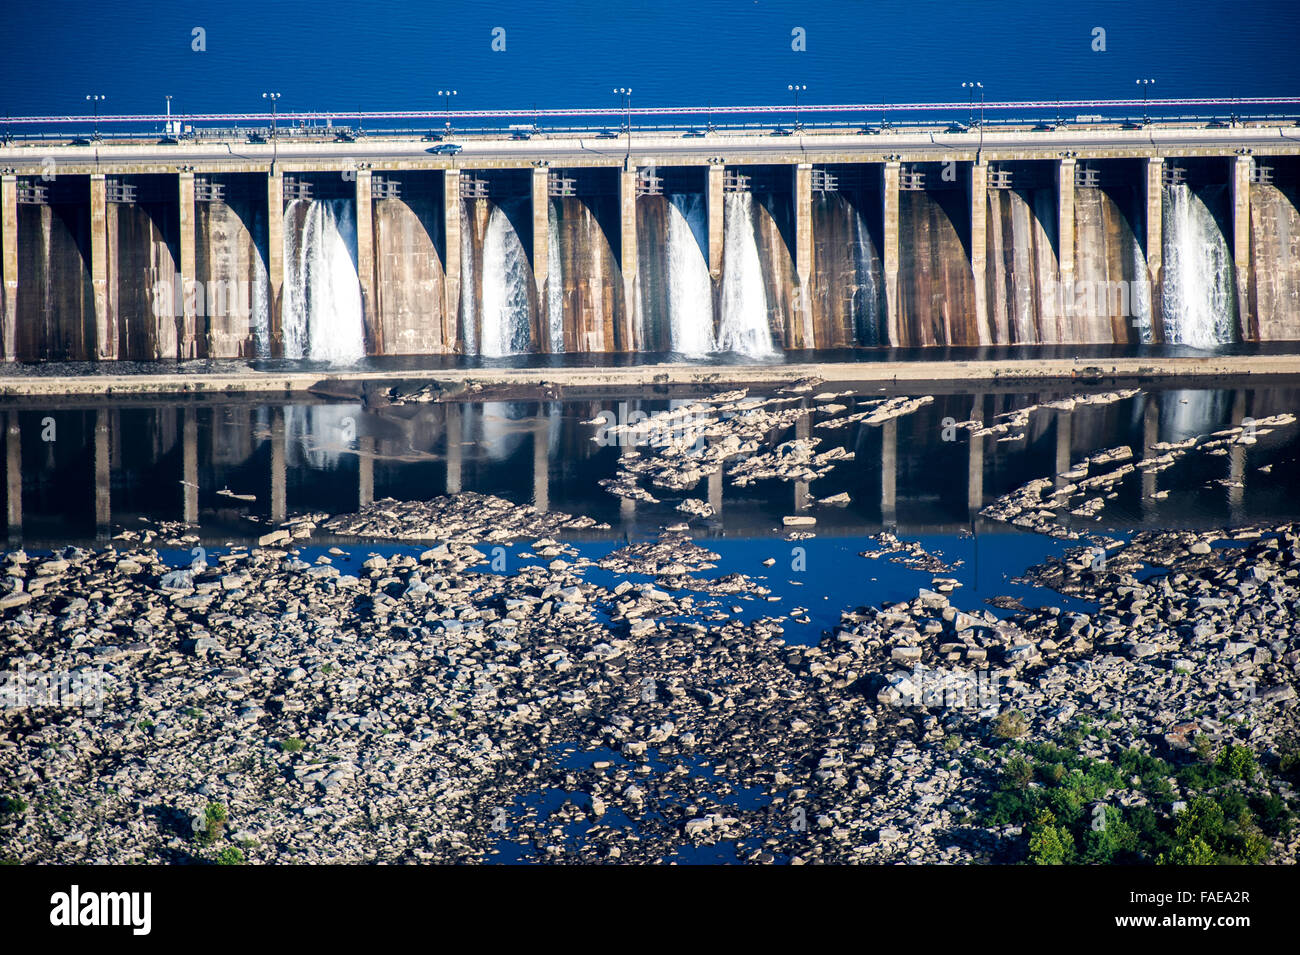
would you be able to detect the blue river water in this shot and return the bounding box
[3,0,1298,118]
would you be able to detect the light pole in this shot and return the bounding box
[164,95,173,137]
[962,81,983,128]
[85,94,106,141]
[613,87,632,168]
[438,89,457,135]
[262,92,281,167]
[1136,78,1155,125]
[788,84,807,131]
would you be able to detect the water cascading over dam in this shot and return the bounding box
[718,192,778,356]
[461,197,534,356]
[1162,184,1237,347]
[810,192,883,347]
[282,198,365,363]
[636,193,714,355]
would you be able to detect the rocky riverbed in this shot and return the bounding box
[1,391,1298,865]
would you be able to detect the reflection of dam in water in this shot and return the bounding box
[5,383,1299,545]
[4,154,1300,362]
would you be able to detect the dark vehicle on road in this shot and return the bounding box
[430,142,463,155]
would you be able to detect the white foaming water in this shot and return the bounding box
[250,205,271,358]
[665,193,714,355]
[282,199,365,363]
[283,403,363,470]
[717,193,776,357]
[1130,224,1154,344]
[459,202,477,355]
[479,201,532,356]
[546,202,564,352]
[850,203,882,345]
[1162,184,1236,347]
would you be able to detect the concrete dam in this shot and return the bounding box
[2,127,1299,363]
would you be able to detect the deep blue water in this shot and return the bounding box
[4,0,1298,118]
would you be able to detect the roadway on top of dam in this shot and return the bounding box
[5,125,1300,174]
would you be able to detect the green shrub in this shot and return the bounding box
[0,795,27,816]
[279,738,305,753]
[1005,756,1033,789]
[214,847,245,865]
[992,710,1028,739]
[1216,744,1257,781]
[1027,809,1075,865]
[195,802,228,847]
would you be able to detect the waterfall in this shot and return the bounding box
[282,198,365,363]
[1130,221,1154,345]
[546,202,563,352]
[665,193,714,355]
[717,193,776,357]
[1162,184,1236,347]
[251,205,271,358]
[479,200,532,356]
[850,203,882,346]
[460,202,477,355]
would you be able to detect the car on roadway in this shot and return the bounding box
[770,127,794,136]
[430,142,463,155]
[681,128,706,138]
[334,129,357,143]
[70,137,92,146]
[595,129,618,139]
[944,122,970,133]
[157,136,180,145]
[246,132,267,144]
[420,131,443,142]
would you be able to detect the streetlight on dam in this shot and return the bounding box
[438,89,458,134]
[788,84,807,131]
[262,92,281,167]
[961,81,983,128]
[85,94,106,141]
[613,87,632,168]
[1136,78,1155,126]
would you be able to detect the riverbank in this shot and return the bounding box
[6,353,1300,399]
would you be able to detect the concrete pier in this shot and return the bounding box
[1,175,16,361]
[90,174,113,360]
[793,163,814,348]
[1145,157,1165,342]
[707,163,724,280]
[531,167,549,346]
[707,465,722,516]
[177,171,198,360]
[969,160,989,345]
[354,169,376,352]
[1057,158,1076,281]
[882,162,901,347]
[443,170,461,350]
[1231,156,1252,334]
[619,168,638,350]
[794,405,811,509]
[707,164,728,280]
[266,171,285,358]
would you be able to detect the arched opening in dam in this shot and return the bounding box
[895,161,978,347]
[15,174,94,362]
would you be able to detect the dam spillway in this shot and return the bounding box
[2,130,1300,363]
